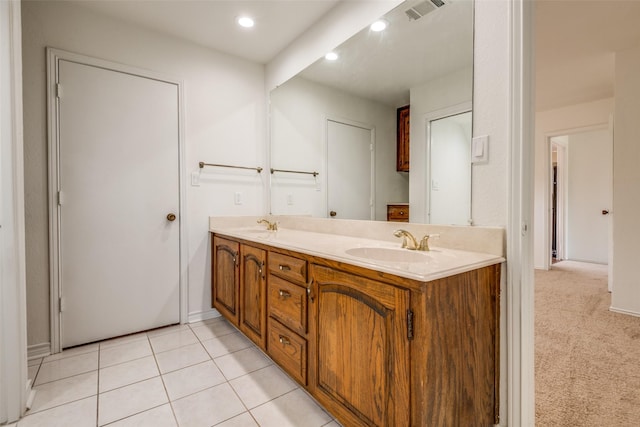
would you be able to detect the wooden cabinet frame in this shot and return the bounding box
[211,232,500,426]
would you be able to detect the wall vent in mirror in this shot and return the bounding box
[405,0,446,21]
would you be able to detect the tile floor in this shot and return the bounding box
[14,317,342,427]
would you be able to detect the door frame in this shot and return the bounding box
[550,138,567,262]
[324,116,375,220]
[46,48,188,353]
[424,102,472,224]
[542,123,609,270]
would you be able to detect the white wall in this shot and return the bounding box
[611,44,640,316]
[21,1,266,349]
[473,1,514,424]
[566,129,611,264]
[409,67,473,223]
[270,76,407,220]
[533,98,613,269]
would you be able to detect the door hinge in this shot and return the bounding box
[56,83,63,99]
[57,190,64,206]
[407,309,414,340]
[59,296,65,313]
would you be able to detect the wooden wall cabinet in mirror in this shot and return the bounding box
[397,105,410,172]
[387,204,409,222]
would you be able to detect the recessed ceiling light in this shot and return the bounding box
[325,52,339,61]
[237,16,255,28]
[370,19,388,32]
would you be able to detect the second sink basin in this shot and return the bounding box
[345,247,430,263]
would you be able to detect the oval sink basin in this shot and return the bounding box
[345,247,430,263]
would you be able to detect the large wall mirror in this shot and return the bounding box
[270,0,473,224]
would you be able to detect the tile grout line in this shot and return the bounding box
[96,339,101,427]
[150,331,181,427]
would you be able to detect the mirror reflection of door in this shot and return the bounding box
[428,111,472,225]
[327,119,374,220]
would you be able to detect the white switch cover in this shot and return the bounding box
[234,192,242,205]
[191,171,200,186]
[472,135,489,163]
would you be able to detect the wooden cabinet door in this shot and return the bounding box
[240,244,267,349]
[309,265,411,427]
[396,105,410,172]
[212,236,239,326]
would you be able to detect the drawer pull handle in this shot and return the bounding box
[279,335,291,346]
[278,289,291,299]
[279,264,291,271]
[399,211,404,215]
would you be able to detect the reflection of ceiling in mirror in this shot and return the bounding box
[299,0,473,108]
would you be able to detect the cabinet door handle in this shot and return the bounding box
[279,264,291,271]
[278,335,291,346]
[278,289,291,299]
[306,278,315,303]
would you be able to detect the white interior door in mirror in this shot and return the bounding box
[327,119,374,220]
[428,111,472,225]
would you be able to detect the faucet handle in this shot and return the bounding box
[418,234,440,251]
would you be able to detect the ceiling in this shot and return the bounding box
[70,0,341,64]
[299,0,473,107]
[69,1,640,112]
[536,0,640,112]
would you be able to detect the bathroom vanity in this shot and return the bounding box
[210,216,504,427]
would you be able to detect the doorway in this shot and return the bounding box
[326,119,374,220]
[548,128,611,269]
[426,109,472,225]
[48,50,185,350]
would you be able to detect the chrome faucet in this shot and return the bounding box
[257,219,278,231]
[394,229,438,251]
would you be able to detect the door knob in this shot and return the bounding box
[602,210,609,215]
[329,211,337,217]
[167,213,177,221]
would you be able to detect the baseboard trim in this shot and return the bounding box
[609,306,640,318]
[27,342,51,360]
[25,379,36,410]
[188,309,220,323]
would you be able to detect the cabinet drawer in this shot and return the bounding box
[268,275,307,335]
[267,318,307,385]
[387,204,409,222]
[268,252,307,284]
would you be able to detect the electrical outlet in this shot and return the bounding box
[234,192,242,205]
[287,194,294,205]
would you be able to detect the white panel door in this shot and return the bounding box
[566,129,611,264]
[327,120,373,220]
[428,112,471,225]
[58,60,180,348]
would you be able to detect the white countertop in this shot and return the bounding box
[210,224,505,282]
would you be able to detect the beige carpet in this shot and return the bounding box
[535,261,640,426]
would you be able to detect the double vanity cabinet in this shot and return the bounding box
[211,222,502,427]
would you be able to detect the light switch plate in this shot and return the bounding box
[471,135,489,163]
[191,171,200,186]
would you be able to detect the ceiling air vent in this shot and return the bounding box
[404,0,447,21]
